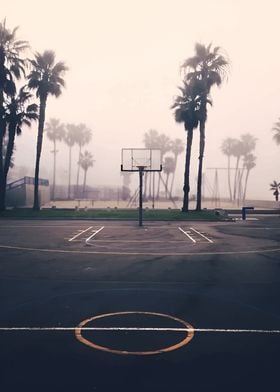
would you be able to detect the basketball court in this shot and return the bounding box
[1,215,280,390]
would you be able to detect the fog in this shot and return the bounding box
[4,0,280,200]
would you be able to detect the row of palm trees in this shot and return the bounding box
[0,19,68,210]
[46,118,93,199]
[171,43,229,212]
[143,129,184,199]
[221,134,257,203]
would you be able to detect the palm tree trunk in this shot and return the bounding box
[52,139,57,200]
[196,121,205,211]
[166,173,170,199]
[68,146,72,199]
[182,128,194,212]
[76,144,82,194]
[242,169,250,202]
[83,169,87,195]
[33,97,47,210]
[233,157,240,201]
[227,155,233,201]
[0,84,6,211]
[0,123,5,211]
[2,122,17,209]
[170,154,178,198]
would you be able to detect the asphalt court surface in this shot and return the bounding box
[1,217,280,391]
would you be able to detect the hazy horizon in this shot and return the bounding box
[4,0,280,201]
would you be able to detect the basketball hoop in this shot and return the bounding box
[121,149,162,226]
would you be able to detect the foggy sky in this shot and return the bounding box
[4,0,280,199]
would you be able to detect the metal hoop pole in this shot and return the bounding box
[139,167,144,226]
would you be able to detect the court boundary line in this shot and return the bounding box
[0,243,280,256]
[190,227,213,243]
[178,227,196,243]
[1,326,280,334]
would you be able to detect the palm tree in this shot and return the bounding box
[231,139,244,201]
[237,134,257,200]
[270,180,280,201]
[163,156,176,199]
[75,123,92,193]
[45,118,65,200]
[242,153,256,202]
[27,50,68,210]
[0,20,28,210]
[156,133,171,199]
[170,138,184,197]
[64,123,78,199]
[182,43,229,211]
[272,118,280,145]
[3,86,38,197]
[221,137,238,201]
[79,150,94,196]
[171,81,200,212]
[143,129,159,199]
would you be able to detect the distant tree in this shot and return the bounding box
[182,43,229,211]
[163,156,176,199]
[143,129,159,199]
[272,118,280,145]
[75,123,92,192]
[121,172,132,201]
[0,20,28,210]
[45,118,65,200]
[28,50,68,210]
[64,123,78,199]
[3,86,38,207]
[156,133,171,198]
[231,139,244,201]
[171,81,200,211]
[270,180,280,201]
[79,150,94,195]
[221,137,237,201]
[242,153,256,201]
[170,138,184,197]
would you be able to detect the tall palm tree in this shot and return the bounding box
[182,43,228,210]
[45,118,65,200]
[221,137,237,201]
[79,150,94,196]
[272,118,280,145]
[75,123,92,192]
[242,153,256,202]
[0,20,28,210]
[2,86,38,208]
[170,138,184,197]
[270,180,280,201]
[27,50,68,210]
[171,81,200,212]
[64,123,78,199]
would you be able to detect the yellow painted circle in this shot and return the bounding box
[75,311,194,355]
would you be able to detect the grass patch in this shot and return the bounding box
[0,207,229,221]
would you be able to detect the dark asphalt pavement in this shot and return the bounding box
[0,217,280,391]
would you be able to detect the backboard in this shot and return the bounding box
[121,148,162,172]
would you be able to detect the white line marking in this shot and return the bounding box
[68,226,93,242]
[0,244,280,256]
[85,226,104,243]
[190,227,213,243]
[178,227,196,243]
[0,327,280,334]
